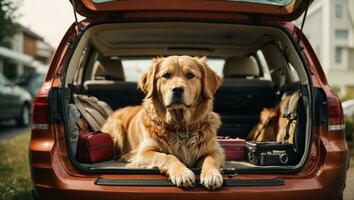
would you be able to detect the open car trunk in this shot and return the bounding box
[62,22,312,174]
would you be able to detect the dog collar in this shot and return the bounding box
[143,110,206,134]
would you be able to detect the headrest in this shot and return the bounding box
[93,57,125,81]
[223,57,260,78]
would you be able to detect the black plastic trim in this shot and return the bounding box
[312,87,327,126]
[49,87,63,123]
[95,178,284,187]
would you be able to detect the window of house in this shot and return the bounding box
[335,47,342,64]
[0,73,7,85]
[336,4,343,18]
[335,30,348,39]
[349,50,354,70]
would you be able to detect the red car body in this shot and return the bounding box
[29,0,349,199]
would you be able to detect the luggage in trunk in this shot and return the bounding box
[246,141,298,166]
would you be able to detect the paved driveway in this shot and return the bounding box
[0,120,29,141]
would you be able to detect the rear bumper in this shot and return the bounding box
[33,177,344,200]
[30,128,348,200]
[31,158,347,200]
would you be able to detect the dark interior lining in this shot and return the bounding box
[80,80,306,157]
[72,73,307,170]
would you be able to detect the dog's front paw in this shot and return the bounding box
[200,168,223,190]
[168,166,195,188]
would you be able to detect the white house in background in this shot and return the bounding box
[299,0,354,96]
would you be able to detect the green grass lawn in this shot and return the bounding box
[0,134,32,200]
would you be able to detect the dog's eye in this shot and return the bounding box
[186,72,195,79]
[162,72,171,79]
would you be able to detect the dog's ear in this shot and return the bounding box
[195,56,222,99]
[138,57,163,98]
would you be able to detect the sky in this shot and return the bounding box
[16,0,84,48]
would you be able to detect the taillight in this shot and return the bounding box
[32,82,51,130]
[327,97,345,131]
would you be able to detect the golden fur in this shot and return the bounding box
[102,56,224,190]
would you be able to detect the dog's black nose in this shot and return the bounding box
[172,86,184,95]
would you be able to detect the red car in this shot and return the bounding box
[29,0,349,199]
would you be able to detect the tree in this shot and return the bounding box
[0,0,20,79]
[0,0,20,48]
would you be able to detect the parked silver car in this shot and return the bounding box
[343,99,354,118]
[0,73,32,126]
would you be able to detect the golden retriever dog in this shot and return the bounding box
[102,55,225,190]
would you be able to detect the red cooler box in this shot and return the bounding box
[217,136,246,161]
[77,131,114,163]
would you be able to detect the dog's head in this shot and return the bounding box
[138,56,221,123]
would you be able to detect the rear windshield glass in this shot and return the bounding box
[92,0,116,3]
[92,0,293,6]
[228,0,292,6]
[120,58,224,82]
